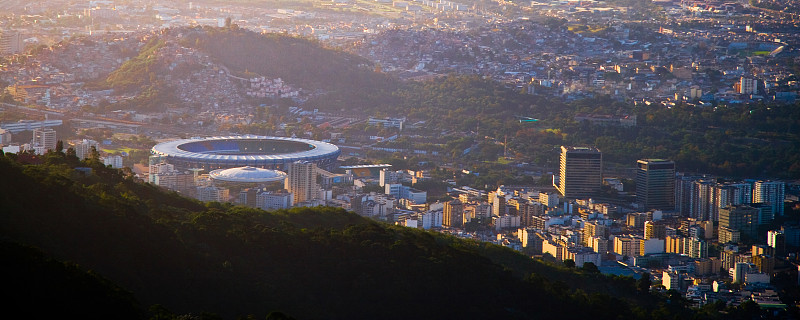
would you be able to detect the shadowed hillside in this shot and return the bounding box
[0,145,750,320]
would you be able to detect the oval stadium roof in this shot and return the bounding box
[150,135,340,166]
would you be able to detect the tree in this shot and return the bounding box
[56,140,64,153]
[148,304,176,320]
[726,299,762,320]
[65,147,77,160]
[582,262,600,273]
[637,272,652,293]
[564,259,576,268]
[266,311,297,320]
[89,146,101,162]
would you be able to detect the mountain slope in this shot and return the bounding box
[1,241,143,320]
[183,26,396,93]
[0,152,699,319]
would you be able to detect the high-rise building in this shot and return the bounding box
[753,180,785,216]
[32,127,56,151]
[555,146,602,199]
[379,169,398,187]
[712,182,753,221]
[719,205,758,243]
[739,77,759,95]
[420,210,443,229]
[583,221,607,242]
[385,183,427,204]
[443,199,463,227]
[767,230,786,257]
[587,236,608,254]
[662,271,681,291]
[256,191,293,210]
[782,225,800,248]
[733,262,750,283]
[718,226,741,244]
[613,235,640,257]
[726,182,753,204]
[636,159,675,211]
[640,238,665,255]
[285,161,319,205]
[665,235,685,255]
[520,228,545,252]
[694,258,721,276]
[720,245,741,271]
[0,128,11,146]
[749,202,775,225]
[687,238,709,258]
[74,139,99,160]
[102,155,123,169]
[644,221,667,240]
[538,192,560,208]
[490,189,508,216]
[196,186,229,202]
[676,176,755,221]
[0,30,23,55]
[675,173,697,216]
[516,201,545,227]
[752,254,775,274]
[696,180,716,221]
[626,212,647,229]
[148,156,176,183]
[238,188,260,207]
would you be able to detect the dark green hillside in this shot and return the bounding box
[0,151,744,320]
[83,38,178,112]
[104,38,167,92]
[182,26,397,93]
[1,241,143,319]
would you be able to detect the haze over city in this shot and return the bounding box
[1,0,799,319]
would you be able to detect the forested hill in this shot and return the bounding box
[181,26,398,92]
[0,151,748,320]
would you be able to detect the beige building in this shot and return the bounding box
[694,258,721,276]
[583,221,607,245]
[665,235,686,255]
[285,161,319,205]
[196,186,230,202]
[613,236,640,257]
[443,199,463,227]
[32,127,56,151]
[644,221,666,240]
[587,236,608,254]
[662,271,681,291]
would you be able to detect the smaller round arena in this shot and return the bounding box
[209,166,287,184]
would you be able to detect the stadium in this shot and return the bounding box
[150,135,340,171]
